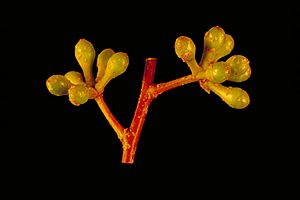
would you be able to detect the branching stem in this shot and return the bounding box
[94,58,206,164]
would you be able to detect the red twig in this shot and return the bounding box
[96,58,203,164]
[122,58,157,163]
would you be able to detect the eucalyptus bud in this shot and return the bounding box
[96,48,115,83]
[175,36,201,74]
[65,71,84,85]
[68,84,90,106]
[214,34,234,61]
[95,52,129,93]
[46,75,72,96]
[75,39,96,86]
[205,62,230,83]
[175,36,196,63]
[206,82,250,109]
[226,55,251,82]
[204,26,226,50]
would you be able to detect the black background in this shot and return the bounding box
[3,2,298,196]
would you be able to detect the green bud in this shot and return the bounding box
[226,55,251,82]
[215,34,234,61]
[96,48,115,82]
[74,39,96,86]
[95,52,129,93]
[106,52,129,79]
[206,82,250,109]
[174,36,196,63]
[46,75,72,96]
[68,84,90,106]
[205,62,230,83]
[204,26,226,49]
[200,27,231,69]
[65,71,84,85]
[224,87,250,109]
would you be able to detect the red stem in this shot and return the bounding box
[95,58,204,164]
[121,58,157,163]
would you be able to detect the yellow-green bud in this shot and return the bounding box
[68,84,90,106]
[174,36,196,63]
[205,62,230,83]
[96,48,115,82]
[95,52,129,93]
[226,55,251,82]
[215,34,234,61]
[74,39,96,86]
[46,75,72,96]
[204,26,226,49]
[65,71,84,85]
[200,26,232,69]
[106,52,129,79]
[206,82,250,109]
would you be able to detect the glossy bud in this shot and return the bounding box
[46,75,72,96]
[226,55,251,82]
[95,52,129,93]
[214,34,234,61]
[205,62,230,83]
[68,84,90,106]
[65,71,84,85]
[204,26,226,49]
[206,82,250,109]
[75,39,96,86]
[175,36,196,63]
[200,27,231,69]
[96,48,115,82]
[106,52,129,79]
